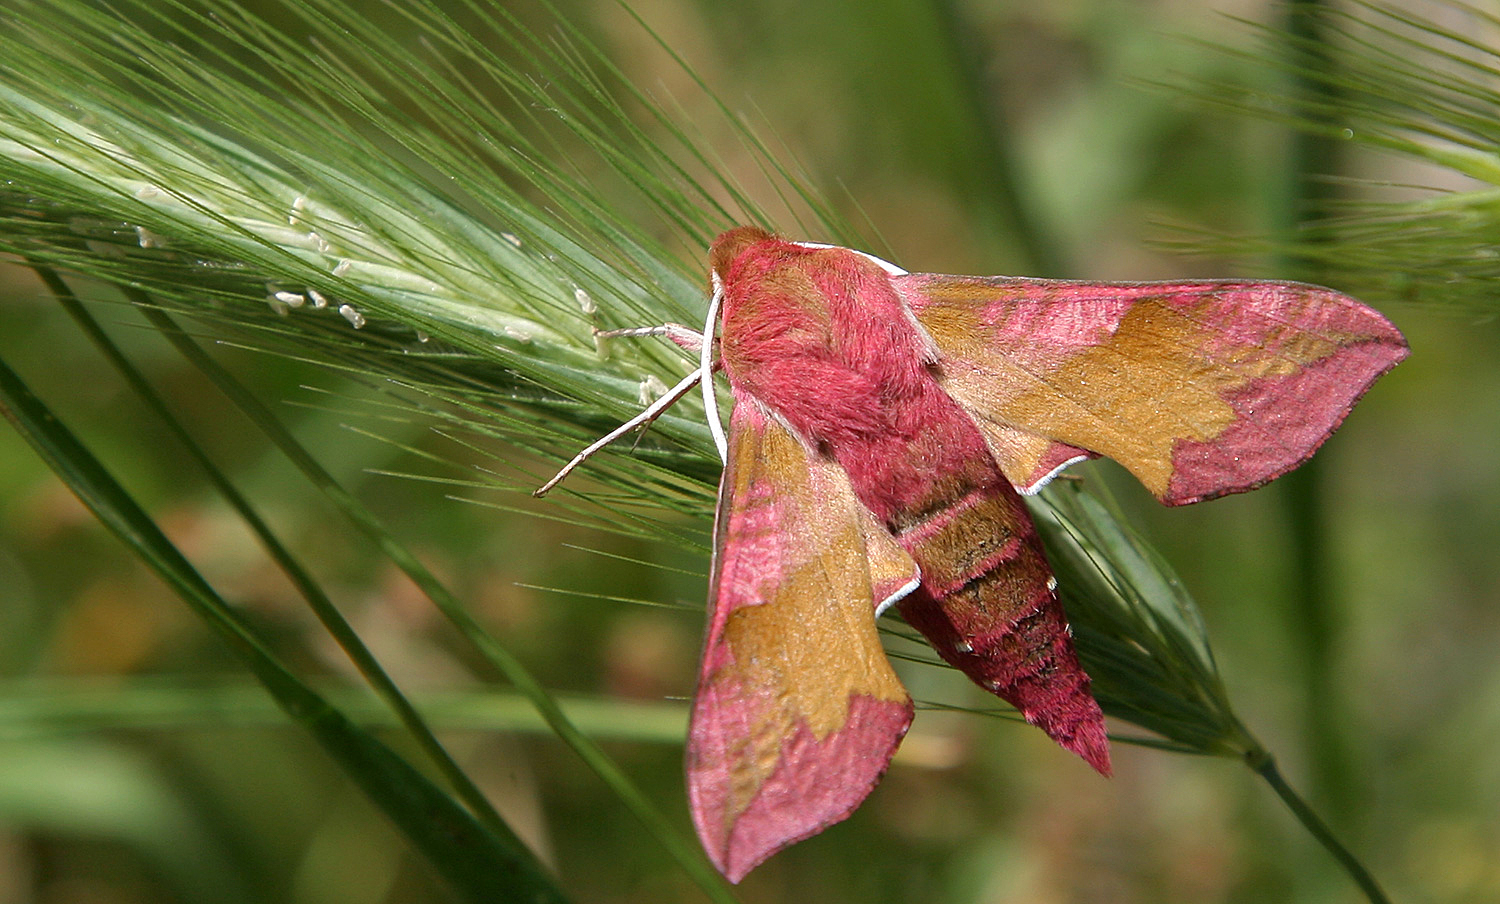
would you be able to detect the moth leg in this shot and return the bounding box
[534,368,703,496]
[596,323,708,354]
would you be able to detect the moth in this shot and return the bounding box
[537,226,1407,882]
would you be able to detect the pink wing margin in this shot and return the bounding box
[687,398,918,882]
[894,275,1408,504]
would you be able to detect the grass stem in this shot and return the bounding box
[1246,749,1391,904]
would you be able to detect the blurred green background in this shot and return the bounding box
[1,0,1496,901]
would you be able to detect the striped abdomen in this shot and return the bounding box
[811,374,1109,775]
[890,470,1110,775]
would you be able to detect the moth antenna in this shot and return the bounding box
[533,368,703,496]
[595,323,705,353]
[702,274,728,462]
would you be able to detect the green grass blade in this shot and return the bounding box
[0,351,571,904]
[0,678,688,743]
[40,267,520,841]
[1271,0,1362,818]
[136,301,738,903]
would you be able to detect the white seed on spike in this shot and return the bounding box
[135,226,163,248]
[289,194,307,227]
[503,325,532,344]
[574,287,596,315]
[502,232,522,248]
[136,185,161,200]
[273,290,306,308]
[415,330,430,343]
[332,259,352,277]
[638,374,668,405]
[338,304,365,328]
[307,288,328,309]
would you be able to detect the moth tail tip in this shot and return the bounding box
[1031,696,1111,777]
[1054,694,1112,777]
[1068,725,1113,777]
